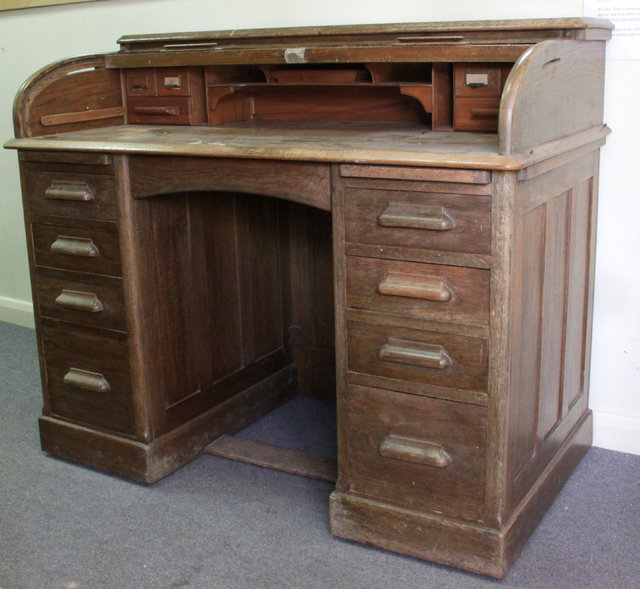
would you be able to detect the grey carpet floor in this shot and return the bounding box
[1,321,638,589]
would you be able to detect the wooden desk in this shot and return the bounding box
[5,18,611,577]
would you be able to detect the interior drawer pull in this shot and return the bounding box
[378,338,451,370]
[377,203,455,231]
[379,434,452,468]
[54,289,104,313]
[377,272,452,302]
[50,236,100,257]
[63,367,111,393]
[45,180,94,202]
[470,107,499,120]
[133,105,179,116]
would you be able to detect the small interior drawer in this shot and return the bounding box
[344,187,491,257]
[346,256,489,326]
[21,167,117,220]
[124,68,157,97]
[31,219,121,277]
[453,97,501,132]
[127,97,196,125]
[156,68,198,96]
[346,384,487,520]
[41,324,135,435]
[347,319,488,394]
[453,64,503,98]
[34,269,126,331]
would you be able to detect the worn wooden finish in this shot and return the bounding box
[127,155,331,210]
[204,435,338,482]
[34,269,126,332]
[38,365,298,483]
[40,322,135,435]
[342,178,492,259]
[13,55,124,139]
[499,40,606,155]
[5,18,610,579]
[5,123,518,169]
[21,162,117,220]
[345,384,487,520]
[346,256,489,326]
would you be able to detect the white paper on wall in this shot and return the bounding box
[584,0,640,59]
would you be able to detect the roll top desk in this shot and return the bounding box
[5,18,611,577]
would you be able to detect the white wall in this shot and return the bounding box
[0,0,638,455]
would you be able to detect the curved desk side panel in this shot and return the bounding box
[498,39,606,156]
[13,54,125,139]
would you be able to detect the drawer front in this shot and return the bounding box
[31,220,121,276]
[346,384,486,520]
[127,96,194,125]
[344,188,491,256]
[124,68,157,97]
[41,324,135,435]
[454,64,503,98]
[346,256,489,326]
[453,97,500,132]
[157,68,197,97]
[34,270,126,331]
[347,320,488,394]
[22,168,117,220]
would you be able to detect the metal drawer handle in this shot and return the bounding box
[377,203,455,231]
[45,180,94,202]
[50,236,100,258]
[163,76,182,89]
[378,338,451,370]
[63,367,111,393]
[377,272,452,302]
[133,105,179,116]
[379,434,451,468]
[54,289,104,313]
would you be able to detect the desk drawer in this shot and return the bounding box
[127,97,195,125]
[41,324,135,435]
[347,320,488,394]
[22,168,117,220]
[344,187,490,256]
[346,256,489,326]
[34,270,126,331]
[454,97,501,132]
[346,384,486,520]
[31,219,121,276]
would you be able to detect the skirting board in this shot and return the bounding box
[0,296,34,328]
[592,410,640,455]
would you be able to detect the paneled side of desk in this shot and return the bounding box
[329,149,600,578]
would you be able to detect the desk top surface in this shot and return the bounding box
[5,122,531,169]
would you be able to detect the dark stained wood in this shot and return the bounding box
[346,256,489,326]
[204,435,337,482]
[33,268,125,332]
[31,217,122,277]
[344,384,487,520]
[347,320,488,394]
[38,364,297,483]
[40,322,135,435]
[14,55,124,139]
[128,155,331,211]
[21,163,118,220]
[6,19,610,579]
[342,180,492,258]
